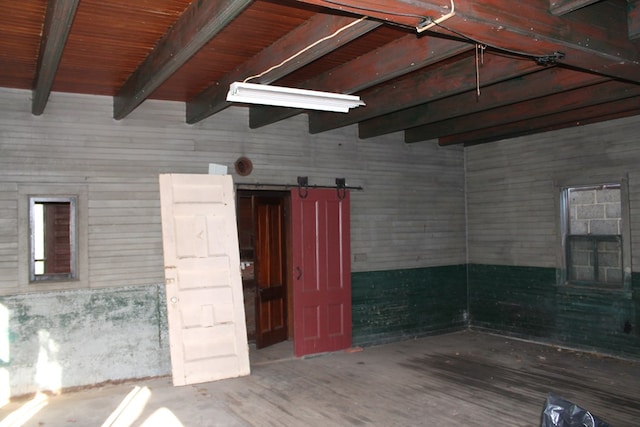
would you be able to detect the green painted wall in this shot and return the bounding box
[351,265,467,346]
[468,264,640,358]
[0,285,170,397]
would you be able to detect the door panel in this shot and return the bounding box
[255,197,288,348]
[159,174,250,386]
[291,189,351,357]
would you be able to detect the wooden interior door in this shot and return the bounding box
[255,196,288,348]
[291,188,352,357]
[159,174,250,386]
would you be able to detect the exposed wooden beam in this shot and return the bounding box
[549,0,600,15]
[359,67,608,139]
[439,98,640,146]
[186,15,380,124]
[32,0,80,115]
[293,0,451,29]
[249,36,472,129]
[309,52,543,134]
[296,0,640,83]
[407,81,640,143]
[113,0,252,120]
[629,0,640,40]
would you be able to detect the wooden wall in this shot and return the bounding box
[0,87,466,395]
[0,88,466,296]
[466,115,640,357]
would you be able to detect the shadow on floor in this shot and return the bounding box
[249,340,294,366]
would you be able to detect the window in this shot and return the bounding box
[560,182,630,288]
[29,196,77,282]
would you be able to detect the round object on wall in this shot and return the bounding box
[234,156,253,176]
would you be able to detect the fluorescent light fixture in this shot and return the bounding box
[226,82,365,113]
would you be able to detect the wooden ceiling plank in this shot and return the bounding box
[186,15,381,124]
[549,0,600,16]
[309,52,543,134]
[113,0,253,120]
[438,98,640,146]
[249,35,472,129]
[407,81,640,143]
[629,0,640,40]
[296,0,640,83]
[359,67,609,139]
[32,0,80,116]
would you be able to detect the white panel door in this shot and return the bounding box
[159,173,250,386]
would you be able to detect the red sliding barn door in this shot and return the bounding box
[291,188,351,357]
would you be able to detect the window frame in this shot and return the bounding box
[18,184,88,290]
[555,174,632,290]
[29,196,78,282]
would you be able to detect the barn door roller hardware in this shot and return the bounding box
[336,178,346,200]
[298,176,309,199]
[298,176,357,199]
[236,176,363,199]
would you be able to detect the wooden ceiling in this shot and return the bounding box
[1,0,639,145]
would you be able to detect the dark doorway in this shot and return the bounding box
[237,190,290,349]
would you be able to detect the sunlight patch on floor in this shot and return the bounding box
[101,385,151,427]
[140,408,184,427]
[0,392,48,427]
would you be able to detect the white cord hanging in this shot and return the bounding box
[475,43,486,99]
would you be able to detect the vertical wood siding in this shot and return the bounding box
[0,87,466,296]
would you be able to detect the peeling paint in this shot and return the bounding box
[0,284,170,398]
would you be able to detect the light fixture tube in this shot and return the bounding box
[226,82,365,113]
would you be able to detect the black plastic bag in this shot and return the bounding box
[541,393,611,427]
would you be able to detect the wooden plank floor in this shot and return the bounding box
[3,331,639,426]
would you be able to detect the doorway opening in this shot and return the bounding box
[237,186,353,360]
[236,190,292,353]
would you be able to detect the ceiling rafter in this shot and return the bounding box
[549,0,601,15]
[185,15,381,124]
[113,0,252,120]
[359,67,609,139]
[3,0,640,146]
[32,0,80,115]
[309,52,543,134]
[295,0,640,83]
[249,35,472,129]
[439,97,640,146]
[409,81,640,144]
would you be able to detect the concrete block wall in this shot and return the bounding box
[569,187,621,235]
[567,186,622,283]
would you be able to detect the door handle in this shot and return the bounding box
[295,266,302,280]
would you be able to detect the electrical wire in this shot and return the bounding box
[243,0,562,86]
[319,0,428,23]
[416,0,455,33]
[316,0,562,64]
[429,19,564,64]
[243,16,367,83]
